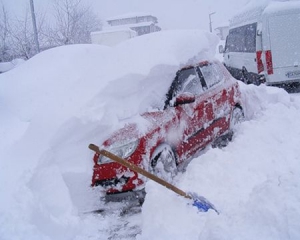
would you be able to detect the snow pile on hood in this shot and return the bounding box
[0,29,219,240]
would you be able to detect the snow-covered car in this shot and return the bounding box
[91,60,243,197]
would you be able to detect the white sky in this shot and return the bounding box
[1,0,250,31]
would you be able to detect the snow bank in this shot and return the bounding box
[1,26,300,240]
[0,30,218,240]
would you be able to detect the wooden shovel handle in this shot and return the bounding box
[89,143,191,200]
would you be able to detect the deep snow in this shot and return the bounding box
[1,29,300,240]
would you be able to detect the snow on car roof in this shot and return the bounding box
[0,29,218,140]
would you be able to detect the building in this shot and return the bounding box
[215,25,229,40]
[106,13,161,36]
[90,28,137,47]
[90,13,161,46]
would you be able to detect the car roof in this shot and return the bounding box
[179,60,216,71]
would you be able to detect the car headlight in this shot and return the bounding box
[98,139,139,164]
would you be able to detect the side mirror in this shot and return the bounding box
[218,45,224,54]
[174,92,195,106]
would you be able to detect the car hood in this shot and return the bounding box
[103,108,176,147]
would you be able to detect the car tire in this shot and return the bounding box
[230,106,244,131]
[150,144,178,182]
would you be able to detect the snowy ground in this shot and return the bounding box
[1,29,300,240]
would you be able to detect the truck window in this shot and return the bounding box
[225,23,257,53]
[244,23,257,52]
[227,27,244,52]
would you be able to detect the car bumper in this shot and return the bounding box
[92,162,145,193]
[103,188,146,204]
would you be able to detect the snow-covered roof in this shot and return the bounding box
[229,0,300,27]
[215,20,229,29]
[105,21,155,30]
[229,4,266,27]
[91,26,136,35]
[215,25,229,30]
[107,12,155,21]
[263,1,300,16]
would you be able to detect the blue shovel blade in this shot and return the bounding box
[189,193,219,214]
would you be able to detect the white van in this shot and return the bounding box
[220,1,300,87]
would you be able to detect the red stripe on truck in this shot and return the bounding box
[256,51,264,74]
[266,50,273,75]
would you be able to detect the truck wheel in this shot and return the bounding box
[150,144,177,182]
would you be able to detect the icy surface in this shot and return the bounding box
[1,28,300,240]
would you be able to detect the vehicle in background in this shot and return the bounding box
[220,1,300,88]
[91,60,243,199]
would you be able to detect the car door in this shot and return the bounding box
[198,61,232,139]
[169,66,214,162]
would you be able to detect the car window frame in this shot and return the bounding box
[164,66,204,109]
[198,62,225,89]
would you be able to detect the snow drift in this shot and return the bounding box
[0,28,300,240]
[0,30,218,239]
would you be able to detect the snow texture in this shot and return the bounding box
[1,28,300,240]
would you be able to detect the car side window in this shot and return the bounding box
[164,67,203,109]
[177,67,203,95]
[199,62,224,88]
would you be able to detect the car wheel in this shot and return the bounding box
[150,144,177,182]
[230,106,244,131]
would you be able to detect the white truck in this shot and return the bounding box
[220,1,300,88]
[90,28,137,47]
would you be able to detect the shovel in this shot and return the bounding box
[89,143,219,214]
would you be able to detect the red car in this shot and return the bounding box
[91,60,243,198]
